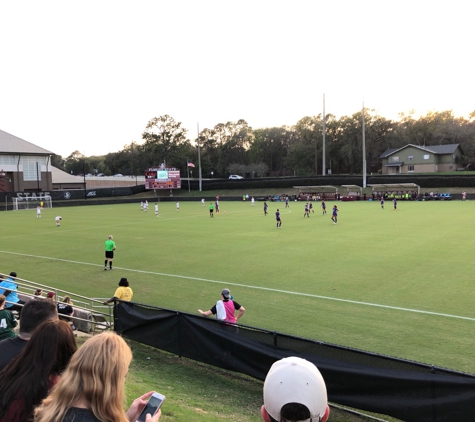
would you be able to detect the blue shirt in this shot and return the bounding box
[0,279,20,307]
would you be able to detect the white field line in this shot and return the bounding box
[1,249,474,322]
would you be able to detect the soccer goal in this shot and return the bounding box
[13,195,52,211]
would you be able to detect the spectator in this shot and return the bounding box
[198,288,245,324]
[46,291,56,300]
[57,296,75,330]
[33,289,44,299]
[0,319,77,422]
[261,357,330,422]
[0,272,26,315]
[103,278,133,305]
[0,299,58,371]
[0,294,18,341]
[34,332,161,422]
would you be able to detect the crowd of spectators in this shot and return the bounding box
[0,272,331,422]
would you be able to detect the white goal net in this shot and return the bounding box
[13,195,52,211]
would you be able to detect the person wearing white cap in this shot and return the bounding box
[261,356,330,422]
[197,288,245,324]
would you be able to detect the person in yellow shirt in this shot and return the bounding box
[103,278,133,305]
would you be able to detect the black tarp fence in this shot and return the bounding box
[115,301,475,422]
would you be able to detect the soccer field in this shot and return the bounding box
[2,199,475,373]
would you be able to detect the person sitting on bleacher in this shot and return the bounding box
[0,272,26,315]
[57,296,76,331]
[0,299,58,372]
[0,294,18,341]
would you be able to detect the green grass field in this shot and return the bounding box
[2,198,475,376]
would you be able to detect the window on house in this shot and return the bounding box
[407,155,414,160]
[408,165,414,172]
[392,156,399,162]
[423,154,430,160]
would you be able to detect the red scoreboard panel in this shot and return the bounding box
[145,168,181,190]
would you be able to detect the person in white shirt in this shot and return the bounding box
[176,202,180,212]
[55,216,62,226]
[154,203,159,216]
[36,206,41,219]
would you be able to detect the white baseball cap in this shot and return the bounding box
[263,357,327,422]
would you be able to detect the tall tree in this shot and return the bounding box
[141,115,191,168]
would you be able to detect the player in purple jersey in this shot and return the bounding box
[331,205,339,224]
[275,209,282,228]
[380,196,384,209]
[393,198,397,210]
[285,197,289,208]
[264,201,268,216]
[321,200,326,215]
[304,203,310,218]
[309,202,314,213]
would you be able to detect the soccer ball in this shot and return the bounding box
[223,211,226,214]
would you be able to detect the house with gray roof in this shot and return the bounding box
[0,129,55,193]
[379,144,463,174]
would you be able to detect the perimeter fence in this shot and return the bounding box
[114,301,475,422]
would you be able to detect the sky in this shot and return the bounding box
[1,0,473,158]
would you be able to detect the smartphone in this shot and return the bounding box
[136,392,165,422]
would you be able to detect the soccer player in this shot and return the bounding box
[393,197,397,210]
[140,201,143,211]
[201,198,205,206]
[209,202,214,217]
[36,206,41,219]
[144,200,148,212]
[309,202,314,213]
[55,216,62,226]
[304,203,310,218]
[275,209,282,228]
[215,200,220,213]
[104,235,116,271]
[285,197,289,208]
[331,205,339,224]
[380,196,385,209]
[321,200,326,215]
[264,202,268,216]
[176,201,180,212]
[154,203,159,217]
[251,197,255,206]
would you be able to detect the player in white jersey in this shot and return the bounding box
[201,198,205,206]
[36,206,41,219]
[55,216,62,226]
[155,203,159,216]
[140,201,143,211]
[176,202,180,212]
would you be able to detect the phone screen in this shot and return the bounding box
[137,394,164,422]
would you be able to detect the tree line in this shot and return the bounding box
[53,110,475,178]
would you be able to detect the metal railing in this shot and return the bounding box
[0,273,113,334]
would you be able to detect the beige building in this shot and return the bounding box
[0,129,55,193]
[380,144,462,174]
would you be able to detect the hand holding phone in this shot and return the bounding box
[136,392,165,422]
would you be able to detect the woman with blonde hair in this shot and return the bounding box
[34,332,161,422]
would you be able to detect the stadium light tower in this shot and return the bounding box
[322,93,326,176]
[362,102,367,188]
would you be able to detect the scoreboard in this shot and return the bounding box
[145,168,181,190]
